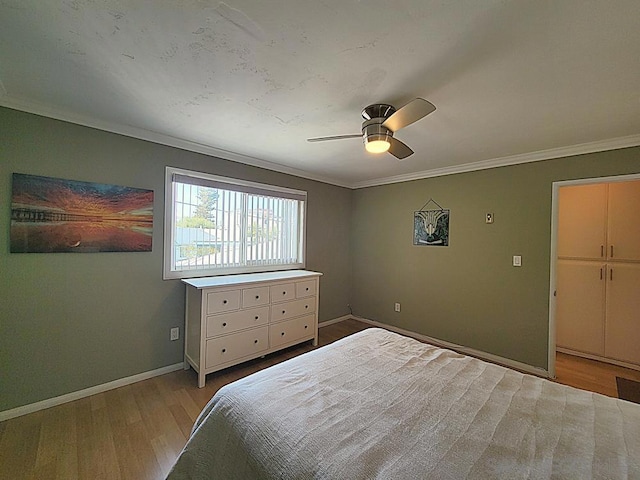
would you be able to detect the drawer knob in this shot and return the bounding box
[306,287,309,291]
[282,291,286,295]
[222,348,226,353]
[222,322,227,327]
[254,339,258,344]
[282,310,286,314]
[223,300,228,304]
[255,316,259,320]
[305,305,308,309]
[255,295,260,299]
[305,325,308,329]
[281,332,285,336]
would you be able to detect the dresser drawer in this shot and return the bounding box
[242,286,270,308]
[271,297,316,322]
[205,326,269,369]
[206,290,240,314]
[206,306,269,338]
[270,283,296,303]
[270,314,315,349]
[296,280,316,298]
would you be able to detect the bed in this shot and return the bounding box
[167,328,640,479]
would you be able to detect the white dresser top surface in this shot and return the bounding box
[182,269,322,289]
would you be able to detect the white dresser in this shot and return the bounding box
[182,270,322,387]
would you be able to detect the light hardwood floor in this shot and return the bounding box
[555,350,640,397]
[1,318,638,480]
[0,319,369,480]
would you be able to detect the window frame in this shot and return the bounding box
[163,166,307,280]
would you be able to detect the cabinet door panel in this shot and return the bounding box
[605,263,640,365]
[607,180,640,262]
[557,184,607,259]
[556,260,605,355]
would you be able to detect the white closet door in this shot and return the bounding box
[605,263,640,365]
[607,180,640,262]
[557,184,607,260]
[556,260,606,355]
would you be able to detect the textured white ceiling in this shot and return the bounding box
[1,1,639,187]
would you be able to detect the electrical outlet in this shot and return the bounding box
[394,302,401,312]
[513,255,522,267]
[486,213,494,224]
[170,327,179,341]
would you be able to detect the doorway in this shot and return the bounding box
[548,173,640,379]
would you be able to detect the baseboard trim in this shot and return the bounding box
[0,362,184,422]
[318,315,352,328]
[346,315,550,378]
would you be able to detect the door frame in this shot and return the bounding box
[548,172,640,379]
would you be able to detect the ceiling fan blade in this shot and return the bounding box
[388,137,414,159]
[307,134,361,142]
[382,98,436,132]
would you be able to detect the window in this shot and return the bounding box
[164,167,306,279]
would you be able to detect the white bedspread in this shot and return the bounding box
[167,328,640,479]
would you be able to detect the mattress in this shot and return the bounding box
[167,328,640,479]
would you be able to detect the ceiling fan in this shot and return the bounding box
[307,98,436,159]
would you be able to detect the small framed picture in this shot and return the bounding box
[414,209,449,246]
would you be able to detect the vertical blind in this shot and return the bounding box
[169,171,305,276]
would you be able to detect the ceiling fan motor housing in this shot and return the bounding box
[361,103,396,121]
[361,103,396,148]
[362,119,393,148]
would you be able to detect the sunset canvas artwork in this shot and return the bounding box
[10,174,154,253]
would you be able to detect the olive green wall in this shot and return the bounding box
[351,146,640,369]
[0,107,352,411]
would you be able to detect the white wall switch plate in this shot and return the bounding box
[486,213,494,224]
[513,255,522,267]
[394,302,401,312]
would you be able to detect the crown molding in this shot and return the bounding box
[0,96,352,189]
[2,95,638,191]
[351,134,640,189]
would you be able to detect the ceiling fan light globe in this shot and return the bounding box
[365,139,391,153]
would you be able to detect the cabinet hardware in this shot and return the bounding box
[600,268,603,280]
[610,268,613,281]
[255,295,259,299]
[254,316,259,320]
[254,339,258,344]
[281,332,285,336]
[282,310,286,314]
[601,245,604,257]
[222,322,227,327]
[611,245,614,258]
[222,348,226,353]
[223,300,227,304]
